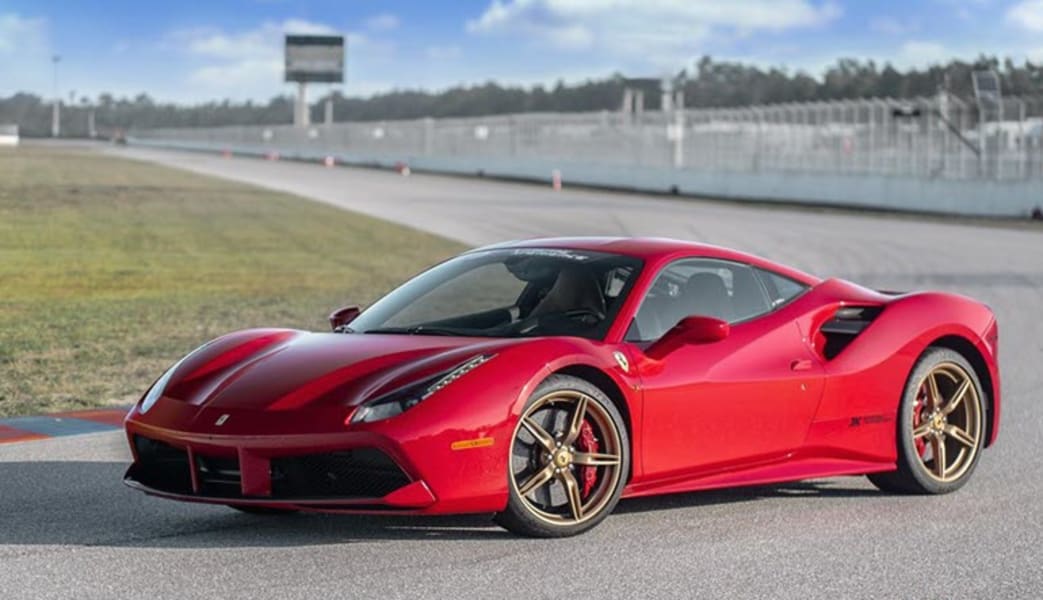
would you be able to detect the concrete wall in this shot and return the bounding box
[0,124,18,146]
[129,136,1042,218]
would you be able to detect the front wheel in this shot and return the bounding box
[494,374,629,537]
[868,347,986,494]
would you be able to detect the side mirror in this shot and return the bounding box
[328,305,361,331]
[645,315,730,360]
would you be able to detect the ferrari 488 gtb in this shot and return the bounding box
[124,237,1000,537]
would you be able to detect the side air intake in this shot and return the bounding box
[820,306,883,359]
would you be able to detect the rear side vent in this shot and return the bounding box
[820,306,883,359]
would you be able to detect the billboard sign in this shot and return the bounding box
[285,34,344,83]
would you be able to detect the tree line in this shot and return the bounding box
[3,56,1041,137]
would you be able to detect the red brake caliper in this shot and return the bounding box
[575,420,599,498]
[913,384,927,457]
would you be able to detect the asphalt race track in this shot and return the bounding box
[2,144,1042,599]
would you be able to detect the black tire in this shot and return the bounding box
[868,347,986,494]
[230,505,299,515]
[494,374,629,537]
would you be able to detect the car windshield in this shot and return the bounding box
[348,248,643,340]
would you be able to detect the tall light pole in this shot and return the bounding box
[51,54,61,138]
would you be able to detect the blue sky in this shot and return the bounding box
[1,0,1042,103]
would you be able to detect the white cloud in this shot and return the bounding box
[365,13,400,32]
[895,40,949,67]
[161,18,410,100]
[166,19,342,97]
[345,31,367,47]
[0,13,48,55]
[870,17,916,35]
[426,44,463,60]
[345,32,397,60]
[466,0,840,65]
[174,26,272,60]
[0,13,52,96]
[1007,0,1043,31]
[189,58,282,87]
[171,19,337,60]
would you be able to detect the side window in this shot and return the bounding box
[627,259,773,342]
[756,269,809,307]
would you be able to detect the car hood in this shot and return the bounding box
[157,328,512,413]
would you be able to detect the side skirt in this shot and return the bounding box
[621,457,895,499]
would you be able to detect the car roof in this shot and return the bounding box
[471,237,820,285]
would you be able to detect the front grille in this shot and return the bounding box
[131,435,192,494]
[129,437,410,502]
[196,454,242,496]
[270,449,410,499]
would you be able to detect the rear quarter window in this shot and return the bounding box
[757,269,809,307]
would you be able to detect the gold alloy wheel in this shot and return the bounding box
[911,362,983,483]
[510,390,623,526]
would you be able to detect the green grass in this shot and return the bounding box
[0,147,465,417]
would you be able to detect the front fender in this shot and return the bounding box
[369,337,638,512]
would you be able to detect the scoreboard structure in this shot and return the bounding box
[285,35,344,83]
[285,34,345,126]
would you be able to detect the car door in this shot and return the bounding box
[627,258,825,480]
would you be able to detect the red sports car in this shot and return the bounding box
[124,237,1000,537]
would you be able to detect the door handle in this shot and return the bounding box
[790,359,814,371]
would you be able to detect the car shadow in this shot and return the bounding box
[0,460,884,548]
[615,478,882,515]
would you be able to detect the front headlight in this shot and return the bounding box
[139,342,213,414]
[349,354,493,424]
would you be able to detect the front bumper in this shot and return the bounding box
[123,408,510,515]
[125,433,436,512]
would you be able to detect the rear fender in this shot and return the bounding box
[809,291,997,459]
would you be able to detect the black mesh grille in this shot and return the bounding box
[195,454,242,496]
[129,438,410,502]
[270,449,410,499]
[131,435,192,494]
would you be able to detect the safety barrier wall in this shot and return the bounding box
[0,123,18,146]
[130,96,1043,217]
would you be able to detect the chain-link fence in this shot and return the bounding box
[133,94,1043,182]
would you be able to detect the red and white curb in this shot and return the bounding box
[0,408,129,445]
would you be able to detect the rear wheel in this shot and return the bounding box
[494,375,629,537]
[868,348,985,494]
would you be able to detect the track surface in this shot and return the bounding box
[3,145,1042,599]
